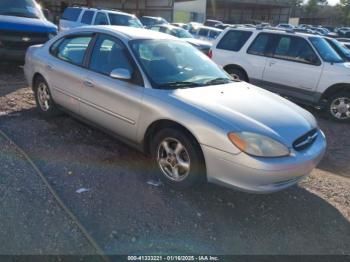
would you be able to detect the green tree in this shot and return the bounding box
[338,0,350,25]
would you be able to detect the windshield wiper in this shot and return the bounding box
[158,81,202,89]
[204,77,233,85]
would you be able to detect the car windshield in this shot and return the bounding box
[0,0,40,18]
[108,13,143,28]
[309,37,344,63]
[171,28,193,38]
[130,39,231,89]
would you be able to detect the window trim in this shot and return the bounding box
[49,33,96,68]
[86,33,144,86]
[217,30,253,52]
[247,32,322,66]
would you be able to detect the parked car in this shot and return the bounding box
[192,26,223,43]
[24,26,326,193]
[276,23,294,30]
[59,7,143,32]
[204,19,223,27]
[325,37,350,62]
[337,38,350,49]
[0,0,57,62]
[210,27,350,122]
[171,22,189,30]
[150,24,212,54]
[139,16,168,28]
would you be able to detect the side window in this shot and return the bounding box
[198,28,209,37]
[217,30,252,51]
[159,27,167,33]
[55,36,92,66]
[81,10,94,25]
[247,33,271,56]
[94,12,108,25]
[61,8,82,22]
[89,35,133,76]
[209,30,220,39]
[274,36,320,65]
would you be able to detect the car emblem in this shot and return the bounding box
[22,37,31,42]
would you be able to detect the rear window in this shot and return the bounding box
[62,7,82,22]
[217,30,252,51]
[81,10,94,25]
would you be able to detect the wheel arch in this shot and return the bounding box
[321,83,350,101]
[223,64,249,82]
[143,119,206,168]
[32,72,45,90]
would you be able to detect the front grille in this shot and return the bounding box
[293,128,318,151]
[0,30,49,50]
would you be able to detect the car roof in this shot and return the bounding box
[65,26,177,41]
[226,26,322,38]
[67,6,135,17]
[197,26,223,32]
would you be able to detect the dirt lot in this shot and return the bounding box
[0,63,349,255]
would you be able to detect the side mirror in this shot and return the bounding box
[110,68,132,80]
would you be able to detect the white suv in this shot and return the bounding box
[59,7,143,32]
[210,27,350,122]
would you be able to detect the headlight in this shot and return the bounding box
[228,132,290,157]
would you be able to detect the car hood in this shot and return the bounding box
[169,82,317,147]
[183,38,212,48]
[0,15,57,33]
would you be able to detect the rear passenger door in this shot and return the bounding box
[48,34,94,114]
[262,35,323,98]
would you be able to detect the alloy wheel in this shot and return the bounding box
[157,137,191,182]
[330,97,350,120]
[37,82,51,111]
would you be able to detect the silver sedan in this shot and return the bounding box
[24,26,326,193]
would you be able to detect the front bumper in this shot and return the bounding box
[202,129,326,193]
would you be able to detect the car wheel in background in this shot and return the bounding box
[151,129,206,189]
[326,91,350,122]
[34,76,60,117]
[226,67,248,82]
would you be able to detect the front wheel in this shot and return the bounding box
[326,91,350,122]
[151,129,206,190]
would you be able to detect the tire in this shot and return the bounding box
[151,128,206,190]
[226,67,248,82]
[326,91,350,122]
[33,76,60,117]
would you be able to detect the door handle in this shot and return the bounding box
[83,80,94,88]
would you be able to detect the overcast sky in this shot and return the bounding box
[327,0,339,5]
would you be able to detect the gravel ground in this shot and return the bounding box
[0,64,349,255]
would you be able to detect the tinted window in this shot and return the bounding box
[94,12,108,25]
[89,35,133,76]
[56,36,92,65]
[309,37,344,63]
[209,30,221,39]
[108,13,143,28]
[247,33,271,56]
[81,10,94,24]
[62,7,82,21]
[217,30,252,51]
[274,36,320,64]
[0,0,40,19]
[198,29,209,37]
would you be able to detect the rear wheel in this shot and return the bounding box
[33,76,60,117]
[151,129,206,189]
[326,91,350,122]
[226,67,248,82]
